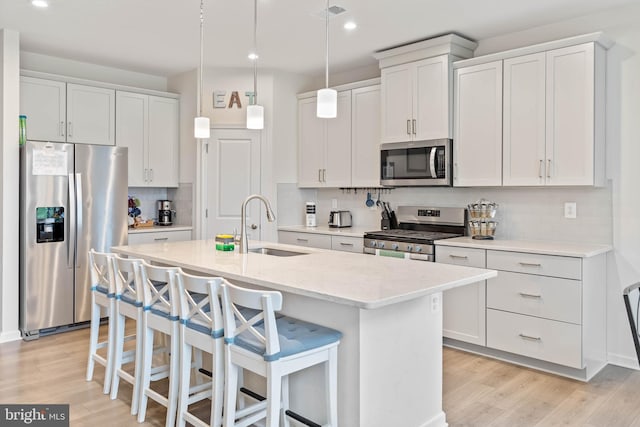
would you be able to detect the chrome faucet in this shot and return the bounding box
[239,194,276,253]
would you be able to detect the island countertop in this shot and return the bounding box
[112,239,496,309]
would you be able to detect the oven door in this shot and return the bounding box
[380,139,452,186]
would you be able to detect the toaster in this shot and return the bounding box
[329,210,352,228]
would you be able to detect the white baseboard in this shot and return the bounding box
[0,329,22,344]
[420,411,448,427]
[608,352,640,370]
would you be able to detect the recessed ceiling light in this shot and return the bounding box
[31,0,49,8]
[344,21,357,31]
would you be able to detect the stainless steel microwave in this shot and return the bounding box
[380,139,452,186]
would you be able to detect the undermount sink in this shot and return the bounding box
[248,247,307,257]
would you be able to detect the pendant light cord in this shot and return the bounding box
[325,0,329,89]
[253,0,258,105]
[199,0,205,117]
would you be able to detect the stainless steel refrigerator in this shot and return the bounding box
[19,140,128,339]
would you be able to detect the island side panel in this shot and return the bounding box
[359,292,447,427]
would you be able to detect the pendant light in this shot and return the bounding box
[316,0,337,118]
[194,0,210,139]
[246,0,264,129]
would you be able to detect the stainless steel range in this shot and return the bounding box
[364,206,467,261]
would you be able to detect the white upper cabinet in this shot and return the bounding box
[351,85,381,187]
[20,76,66,142]
[503,53,546,186]
[298,91,353,188]
[545,43,604,186]
[381,55,451,143]
[453,61,503,187]
[20,77,115,145]
[66,83,115,146]
[116,91,180,187]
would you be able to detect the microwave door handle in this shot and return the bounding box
[429,148,437,178]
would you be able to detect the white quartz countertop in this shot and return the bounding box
[112,239,496,309]
[278,225,373,238]
[128,225,193,234]
[435,237,612,258]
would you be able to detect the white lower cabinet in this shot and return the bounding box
[436,246,486,346]
[278,231,363,253]
[438,243,607,381]
[128,229,192,245]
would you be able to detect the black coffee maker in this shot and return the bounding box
[157,200,173,226]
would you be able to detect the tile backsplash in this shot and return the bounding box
[128,183,193,226]
[277,182,613,244]
[128,187,167,221]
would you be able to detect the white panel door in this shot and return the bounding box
[414,55,450,140]
[297,97,325,187]
[324,91,352,187]
[205,129,261,241]
[454,61,503,187]
[67,83,115,145]
[380,63,413,143]
[116,91,148,186]
[19,76,66,142]
[351,85,381,187]
[503,53,546,186]
[148,96,179,187]
[546,43,595,186]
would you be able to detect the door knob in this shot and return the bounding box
[251,224,258,230]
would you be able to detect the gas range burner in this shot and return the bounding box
[364,229,463,244]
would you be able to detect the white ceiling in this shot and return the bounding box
[0,0,635,78]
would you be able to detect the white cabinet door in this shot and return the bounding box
[436,246,487,346]
[116,91,148,187]
[380,64,413,143]
[67,83,115,145]
[298,97,325,187]
[324,91,352,187]
[148,96,179,187]
[503,53,546,186]
[454,61,503,187]
[546,43,596,186]
[351,85,381,187]
[19,77,66,142]
[414,55,450,140]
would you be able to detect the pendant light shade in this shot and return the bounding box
[317,88,337,118]
[246,104,264,130]
[317,0,336,118]
[246,0,264,129]
[194,0,210,139]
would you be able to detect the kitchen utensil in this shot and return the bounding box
[366,192,374,207]
[329,210,352,228]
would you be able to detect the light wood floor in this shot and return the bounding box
[1,326,639,426]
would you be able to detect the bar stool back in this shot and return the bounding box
[221,282,342,427]
[86,249,117,395]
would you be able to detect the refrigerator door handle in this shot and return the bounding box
[68,173,76,269]
[76,173,83,269]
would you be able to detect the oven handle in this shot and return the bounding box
[429,148,437,178]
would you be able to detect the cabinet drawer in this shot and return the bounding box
[487,250,581,280]
[487,309,582,369]
[278,231,331,249]
[331,236,363,253]
[487,271,581,324]
[128,229,192,245]
[436,246,486,268]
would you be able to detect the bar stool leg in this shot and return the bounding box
[326,346,339,427]
[223,357,239,427]
[281,375,291,427]
[266,364,282,427]
[86,302,100,382]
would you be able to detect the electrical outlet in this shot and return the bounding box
[331,198,338,210]
[564,202,577,219]
[430,293,441,313]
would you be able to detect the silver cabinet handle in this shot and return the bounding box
[322,169,326,182]
[412,119,416,135]
[519,333,542,341]
[296,238,309,242]
[318,169,322,182]
[519,262,542,267]
[144,169,148,182]
[539,160,543,178]
[154,237,169,241]
[407,119,411,135]
[339,242,354,246]
[519,292,542,299]
[547,159,551,178]
[68,122,73,137]
[60,121,65,137]
[449,254,468,259]
[149,168,153,182]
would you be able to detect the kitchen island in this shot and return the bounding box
[112,239,496,427]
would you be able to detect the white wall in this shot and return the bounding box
[0,29,21,342]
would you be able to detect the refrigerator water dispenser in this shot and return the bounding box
[36,206,64,243]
